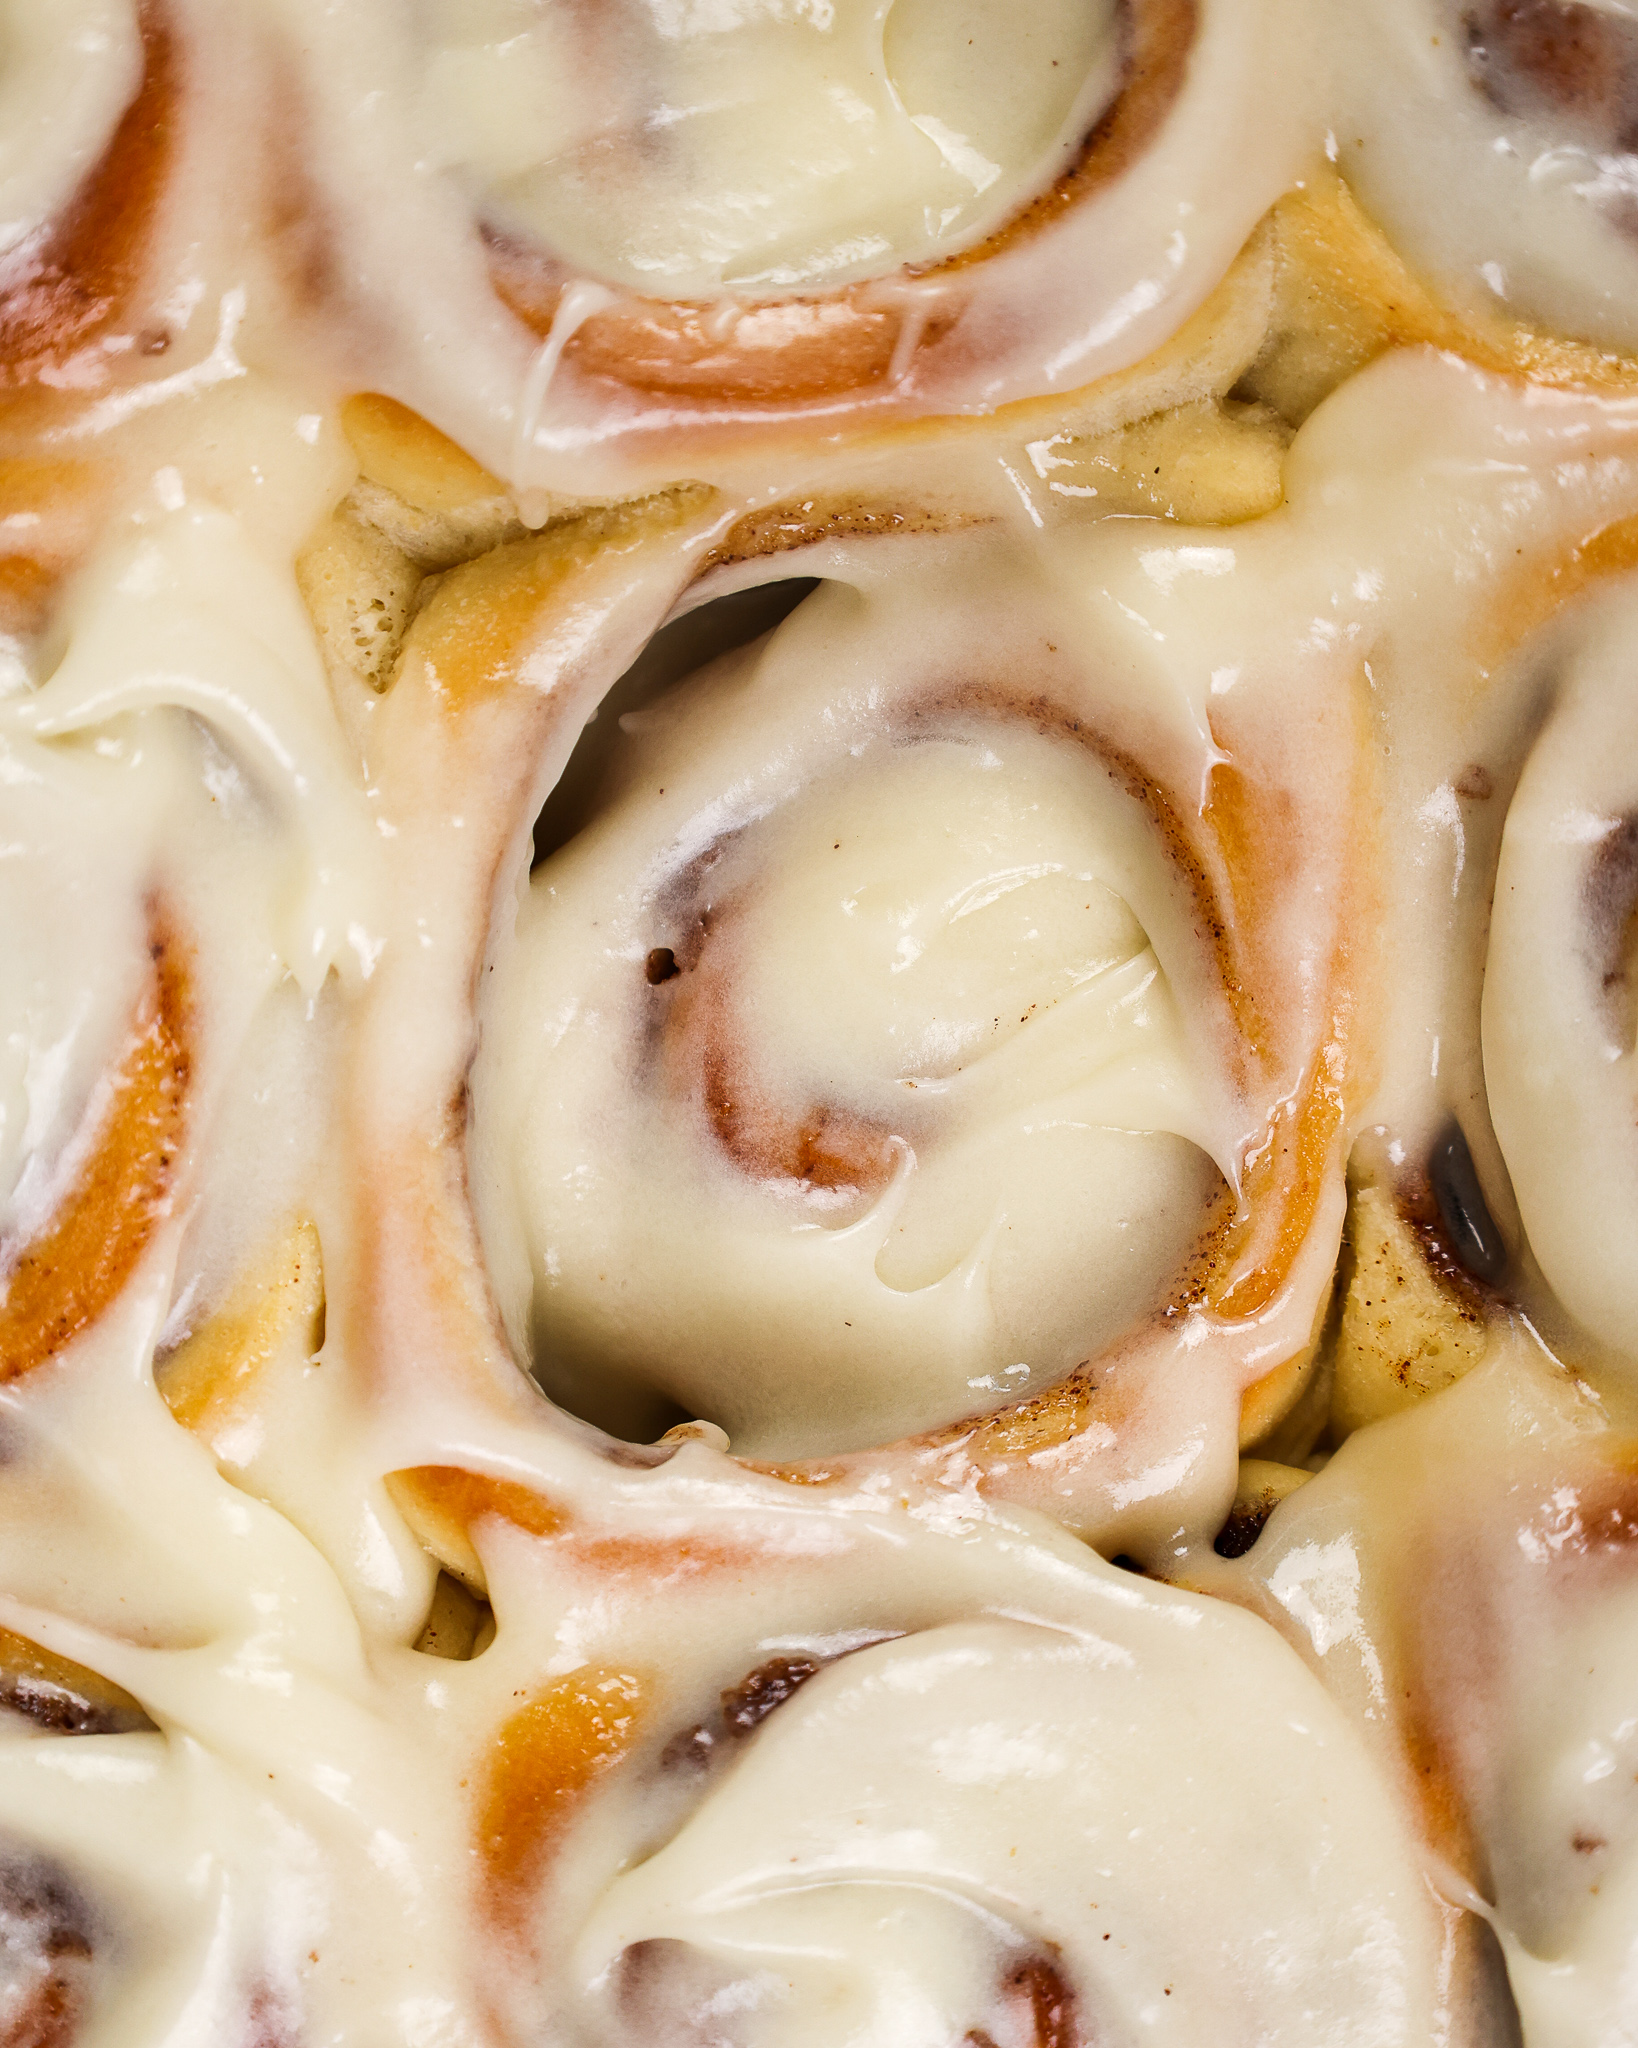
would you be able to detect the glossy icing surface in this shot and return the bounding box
[266,0,1322,489]
[419,0,1120,297]
[10,6,1638,2047]
[1332,0,1638,349]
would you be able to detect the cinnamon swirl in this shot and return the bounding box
[262,0,1322,492]
[13,10,1638,2047]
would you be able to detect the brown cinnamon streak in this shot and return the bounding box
[0,0,177,385]
[0,905,191,1382]
[486,0,1196,406]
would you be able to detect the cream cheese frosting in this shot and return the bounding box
[474,346,1638,1492]
[418,0,1122,298]
[484,573,1230,1455]
[554,1576,1449,2047]
[262,0,1324,493]
[15,10,1638,2047]
[1330,0,1638,351]
[1217,1331,1638,2048]
[0,0,140,265]
[1484,571,1638,1364]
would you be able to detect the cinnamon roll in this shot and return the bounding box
[1483,569,1638,1368]
[474,514,1359,1519]
[1219,1330,1638,2047]
[1331,0,1638,351]
[366,1460,1457,2048]
[18,11,1638,2044]
[432,343,1638,1542]
[264,0,1321,491]
[571,1611,1420,2046]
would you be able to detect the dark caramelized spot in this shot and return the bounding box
[1212,1504,1274,1560]
[968,1951,1081,2048]
[644,947,680,986]
[1428,1121,1509,1287]
[1010,1954,1080,2048]
[0,1629,150,1737]
[720,1656,821,1736]
[659,1651,850,1775]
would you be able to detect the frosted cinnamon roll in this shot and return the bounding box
[474,520,1365,1517]
[0,414,381,1385]
[406,1469,1456,2048]
[333,344,1638,1555]
[1219,1330,1638,2046]
[1329,0,1638,352]
[265,0,1319,492]
[1484,570,1638,1371]
[0,0,174,397]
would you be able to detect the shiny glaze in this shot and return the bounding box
[5,8,1638,2047]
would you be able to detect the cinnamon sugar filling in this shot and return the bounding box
[0,907,191,1383]
[0,0,176,390]
[483,0,1198,407]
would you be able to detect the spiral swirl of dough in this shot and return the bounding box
[1328,0,1638,350]
[261,0,1320,491]
[1484,574,1638,1366]
[468,494,1375,1516]
[427,1479,1452,2048]
[485,573,1232,1457]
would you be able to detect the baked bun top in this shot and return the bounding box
[3,10,1638,2046]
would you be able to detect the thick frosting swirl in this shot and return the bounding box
[421,0,1122,299]
[13,19,1638,2047]
[485,568,1231,1456]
